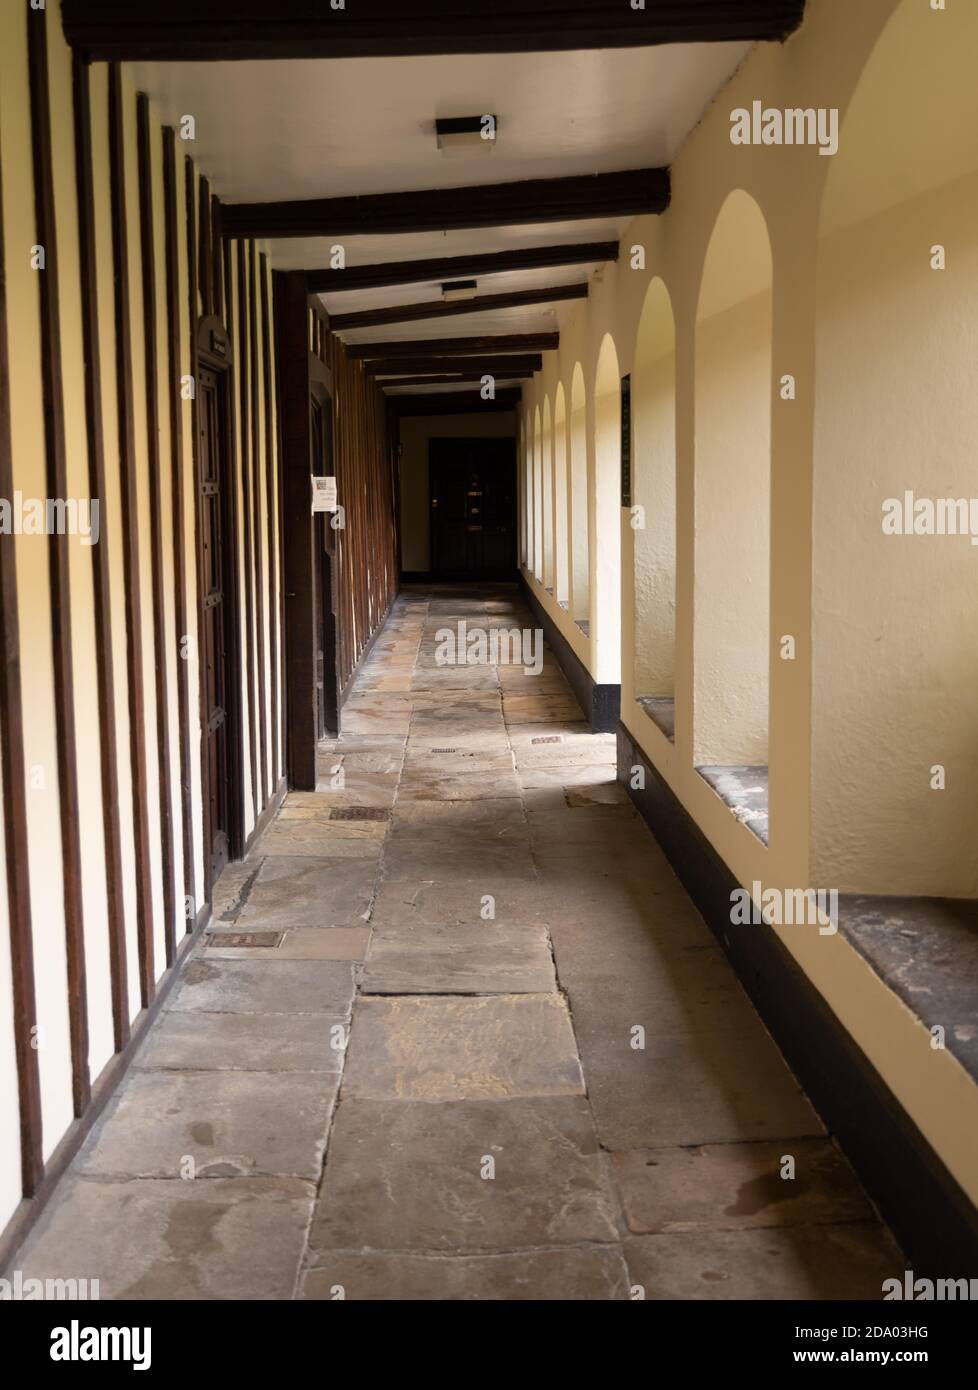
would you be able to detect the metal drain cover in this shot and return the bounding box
[206,931,283,948]
[330,806,390,821]
[531,735,562,745]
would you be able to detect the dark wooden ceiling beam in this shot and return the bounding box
[380,371,533,387]
[307,242,619,294]
[221,169,669,240]
[329,283,587,332]
[347,333,557,361]
[62,2,807,61]
[391,390,522,417]
[364,354,542,376]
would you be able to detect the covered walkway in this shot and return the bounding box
[13,589,899,1299]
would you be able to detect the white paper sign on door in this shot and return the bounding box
[311,475,337,513]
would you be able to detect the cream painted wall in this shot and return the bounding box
[519,0,978,1210]
[0,2,286,1238]
[398,411,517,572]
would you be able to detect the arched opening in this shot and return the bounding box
[630,277,677,741]
[553,383,569,608]
[569,363,589,628]
[532,406,543,582]
[542,395,553,593]
[812,0,978,895]
[592,336,622,683]
[693,189,772,842]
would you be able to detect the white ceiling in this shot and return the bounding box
[127,41,751,389]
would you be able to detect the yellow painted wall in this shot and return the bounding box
[0,1,286,1237]
[520,0,978,1208]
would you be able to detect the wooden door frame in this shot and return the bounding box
[310,359,340,736]
[196,313,245,869]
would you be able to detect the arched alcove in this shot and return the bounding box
[553,383,569,608]
[532,406,543,581]
[631,277,677,740]
[693,189,772,838]
[542,395,553,592]
[569,363,589,626]
[593,335,622,683]
[812,0,978,895]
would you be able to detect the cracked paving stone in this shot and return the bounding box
[76,1069,338,1180]
[15,1175,314,1300]
[369,879,549,929]
[308,1096,618,1253]
[342,994,583,1101]
[237,856,376,927]
[362,922,557,995]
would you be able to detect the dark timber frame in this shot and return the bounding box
[136,93,177,969]
[0,132,44,1197]
[72,55,131,1047]
[346,333,558,361]
[162,126,197,934]
[365,355,542,377]
[61,1,807,62]
[222,170,669,240]
[328,283,587,332]
[109,64,157,1008]
[274,270,320,790]
[307,242,619,295]
[28,11,90,1112]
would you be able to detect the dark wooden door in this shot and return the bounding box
[199,364,238,880]
[429,438,516,577]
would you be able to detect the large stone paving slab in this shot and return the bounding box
[575,1019,825,1149]
[609,1138,873,1234]
[362,921,556,995]
[237,855,376,926]
[170,959,356,1015]
[16,1175,314,1300]
[301,1247,630,1300]
[308,1096,618,1253]
[136,1008,347,1072]
[369,878,550,928]
[76,1069,337,1179]
[342,994,583,1101]
[623,1223,903,1300]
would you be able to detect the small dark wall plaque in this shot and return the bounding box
[620,373,632,508]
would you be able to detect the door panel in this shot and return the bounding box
[429,438,516,577]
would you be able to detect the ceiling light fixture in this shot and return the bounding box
[435,114,498,155]
[441,280,478,301]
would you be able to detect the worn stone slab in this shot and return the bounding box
[301,1247,630,1300]
[309,1096,618,1253]
[369,879,549,928]
[260,821,385,858]
[136,1008,346,1072]
[15,1174,314,1300]
[575,1018,825,1149]
[382,841,537,882]
[238,856,376,927]
[392,798,526,830]
[623,1223,903,1300]
[202,925,371,961]
[362,922,556,995]
[396,773,522,802]
[342,994,583,1101]
[77,1069,337,1179]
[610,1139,874,1234]
[170,958,356,1015]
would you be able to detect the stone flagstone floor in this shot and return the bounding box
[11,585,903,1299]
